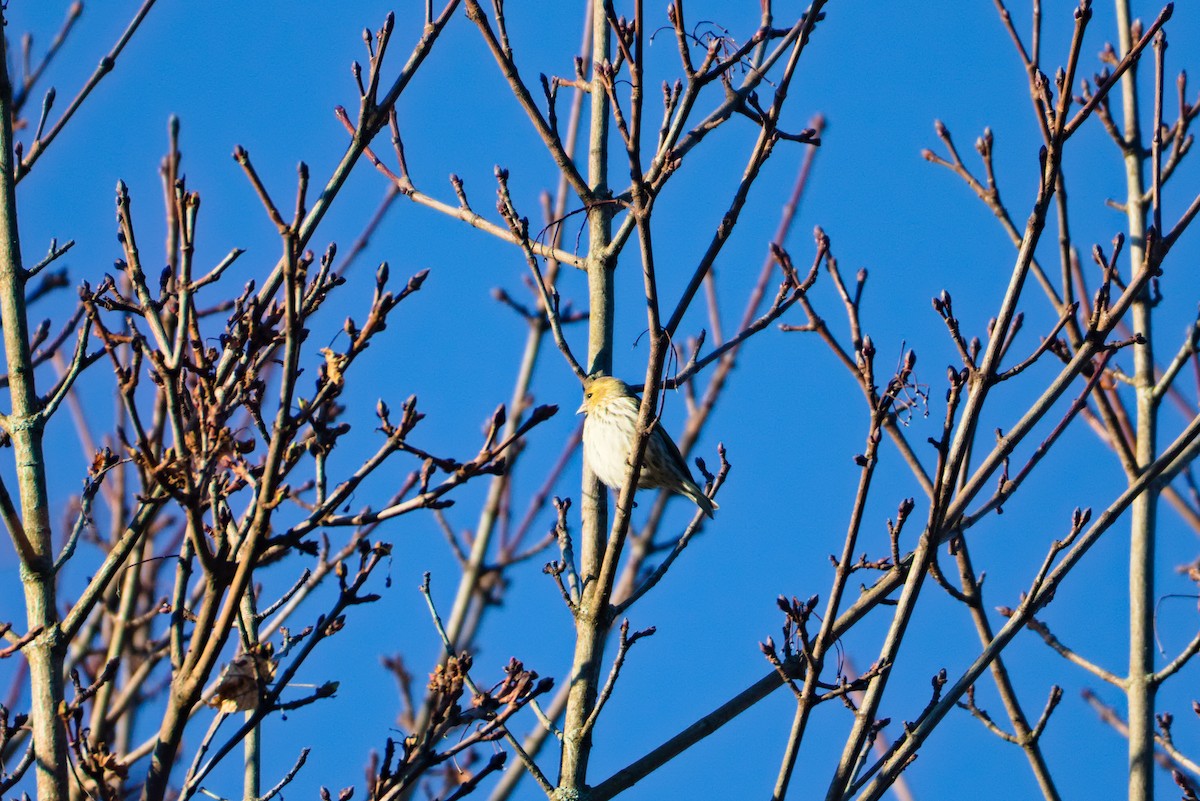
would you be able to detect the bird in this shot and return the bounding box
[577,375,718,518]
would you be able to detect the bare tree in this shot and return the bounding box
[0,2,1199,801]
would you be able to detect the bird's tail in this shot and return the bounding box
[681,481,718,519]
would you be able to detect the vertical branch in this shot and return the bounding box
[0,14,68,801]
[560,0,615,793]
[1114,3,1158,800]
[240,591,262,801]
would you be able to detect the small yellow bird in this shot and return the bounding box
[577,375,718,518]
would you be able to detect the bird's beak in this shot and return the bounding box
[575,401,586,415]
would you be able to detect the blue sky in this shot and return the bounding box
[3,2,1200,800]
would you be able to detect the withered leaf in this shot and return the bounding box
[207,645,277,713]
[320,347,348,387]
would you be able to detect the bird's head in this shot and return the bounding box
[577,375,630,415]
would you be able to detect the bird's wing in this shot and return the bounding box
[656,421,697,482]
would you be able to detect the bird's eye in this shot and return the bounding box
[586,393,592,399]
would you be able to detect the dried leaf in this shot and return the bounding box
[321,347,348,387]
[92,748,128,779]
[207,644,276,713]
